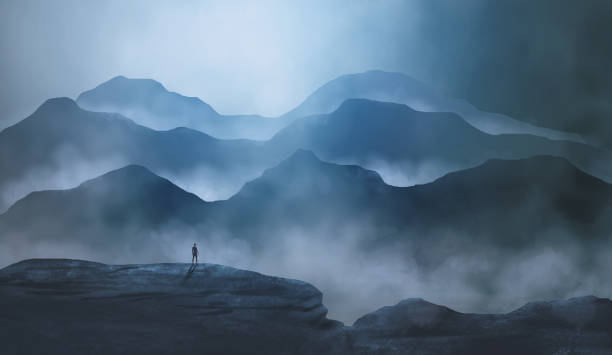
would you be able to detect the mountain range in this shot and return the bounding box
[77,71,585,143]
[0,97,276,210]
[77,76,285,140]
[2,69,612,325]
[2,150,611,274]
[2,96,611,212]
[268,99,612,186]
[285,71,586,143]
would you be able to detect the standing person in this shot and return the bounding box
[192,243,199,264]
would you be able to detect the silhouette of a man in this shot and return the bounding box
[192,243,199,264]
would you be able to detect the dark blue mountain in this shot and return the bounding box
[0,97,276,211]
[284,70,584,142]
[269,99,612,187]
[213,150,612,246]
[4,149,610,251]
[77,72,585,143]
[0,165,209,244]
[77,76,285,140]
[2,98,611,213]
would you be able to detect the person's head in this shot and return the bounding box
[193,243,196,246]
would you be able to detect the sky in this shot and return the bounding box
[0,0,422,126]
[1,0,611,139]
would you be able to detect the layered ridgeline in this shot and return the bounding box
[2,151,612,321]
[268,99,612,186]
[0,165,210,263]
[212,150,612,242]
[77,71,585,142]
[4,150,611,250]
[0,97,278,211]
[77,76,285,140]
[284,70,585,142]
[1,259,611,355]
[2,97,611,212]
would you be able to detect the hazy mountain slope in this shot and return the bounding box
[0,97,276,210]
[77,72,585,144]
[269,99,612,186]
[0,165,210,262]
[214,150,612,244]
[7,149,610,250]
[284,70,585,143]
[214,152,612,319]
[77,76,285,140]
[2,98,610,215]
[215,149,393,230]
[3,145,611,250]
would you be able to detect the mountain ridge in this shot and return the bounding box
[0,97,275,210]
[77,75,283,140]
[75,71,586,143]
[284,70,586,143]
[268,98,612,187]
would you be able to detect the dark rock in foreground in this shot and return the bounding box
[0,259,344,355]
[1,259,611,355]
[352,298,612,354]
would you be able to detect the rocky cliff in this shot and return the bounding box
[1,259,611,355]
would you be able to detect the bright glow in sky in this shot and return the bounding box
[0,0,422,125]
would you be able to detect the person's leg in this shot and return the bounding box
[195,255,198,264]
[192,255,195,264]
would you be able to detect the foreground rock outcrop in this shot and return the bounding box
[0,259,344,355]
[1,259,611,355]
[351,297,612,354]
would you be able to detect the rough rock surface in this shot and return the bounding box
[351,297,612,354]
[0,259,344,355]
[1,259,612,355]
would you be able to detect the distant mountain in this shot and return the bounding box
[2,98,611,213]
[0,165,209,247]
[269,99,612,186]
[213,150,612,246]
[77,72,585,144]
[77,76,285,140]
[1,97,609,210]
[5,149,610,250]
[284,70,585,143]
[0,97,276,211]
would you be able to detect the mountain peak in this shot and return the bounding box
[284,70,433,118]
[33,97,80,115]
[76,75,224,133]
[435,155,606,188]
[98,75,166,91]
[335,98,408,113]
[286,149,321,163]
[76,76,171,107]
[79,164,166,188]
[233,149,388,202]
